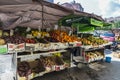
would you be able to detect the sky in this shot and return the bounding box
[54,0,120,18]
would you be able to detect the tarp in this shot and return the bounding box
[0,0,104,30]
[0,0,33,5]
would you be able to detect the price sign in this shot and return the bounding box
[7,43,15,53]
[0,45,7,54]
[15,43,25,52]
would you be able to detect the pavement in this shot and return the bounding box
[32,49,120,80]
[97,49,120,80]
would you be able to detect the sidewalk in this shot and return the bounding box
[98,49,120,80]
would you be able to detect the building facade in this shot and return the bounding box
[106,16,120,23]
[61,1,84,12]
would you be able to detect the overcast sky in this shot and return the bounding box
[54,0,120,18]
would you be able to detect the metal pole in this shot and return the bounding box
[37,0,44,31]
[41,0,44,30]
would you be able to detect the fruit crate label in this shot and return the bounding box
[0,45,7,54]
[7,43,16,53]
[15,43,25,52]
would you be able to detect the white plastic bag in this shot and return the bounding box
[0,54,13,74]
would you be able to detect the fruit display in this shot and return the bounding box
[40,55,64,67]
[44,37,59,42]
[2,35,26,44]
[80,36,108,46]
[50,30,80,42]
[25,38,36,43]
[18,59,45,77]
[40,55,55,67]
[40,55,65,72]
[28,59,45,74]
[35,38,49,43]
[31,30,50,38]
[0,38,5,45]
[17,61,31,77]
[85,51,104,62]
[2,35,37,44]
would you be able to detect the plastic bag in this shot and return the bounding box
[0,54,13,74]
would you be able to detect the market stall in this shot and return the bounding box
[58,14,113,65]
[0,0,107,80]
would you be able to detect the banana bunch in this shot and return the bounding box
[31,31,50,38]
[41,32,50,38]
[53,52,61,57]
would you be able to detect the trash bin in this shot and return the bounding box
[105,57,112,63]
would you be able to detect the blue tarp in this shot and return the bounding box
[101,32,115,37]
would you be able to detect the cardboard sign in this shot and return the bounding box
[15,43,25,52]
[7,43,15,53]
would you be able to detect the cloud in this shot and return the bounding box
[99,0,120,18]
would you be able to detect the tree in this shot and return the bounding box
[112,20,120,29]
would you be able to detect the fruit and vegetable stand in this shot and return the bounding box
[71,34,112,66]
[58,14,113,65]
[0,26,113,80]
[0,1,111,80]
[0,28,83,80]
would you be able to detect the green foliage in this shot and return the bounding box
[112,20,120,28]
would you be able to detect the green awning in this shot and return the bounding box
[58,14,89,27]
[103,22,112,27]
[58,14,103,27]
[90,18,103,27]
[72,23,95,32]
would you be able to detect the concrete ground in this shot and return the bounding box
[97,49,120,80]
[32,49,120,80]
